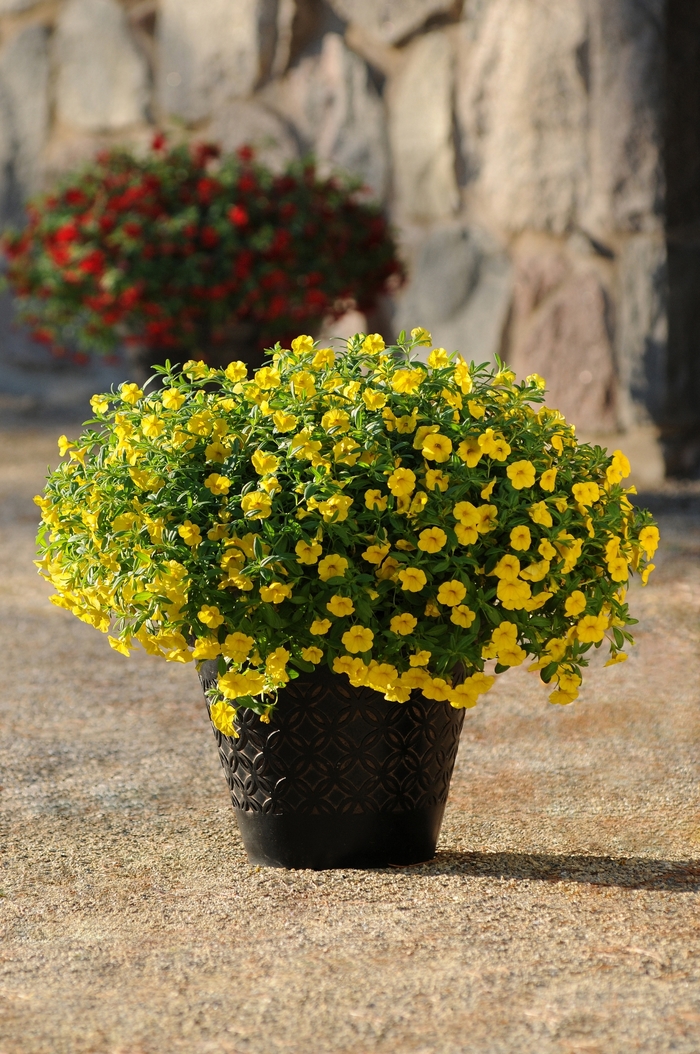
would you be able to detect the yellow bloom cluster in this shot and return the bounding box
[36,329,658,727]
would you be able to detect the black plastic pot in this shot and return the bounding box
[197,661,465,870]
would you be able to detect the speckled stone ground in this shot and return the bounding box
[1,428,699,1054]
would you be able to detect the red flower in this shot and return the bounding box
[200,227,219,248]
[197,178,220,203]
[152,132,167,152]
[228,205,248,227]
[55,222,79,245]
[237,145,254,162]
[78,250,105,275]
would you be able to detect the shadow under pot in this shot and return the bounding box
[197,661,465,870]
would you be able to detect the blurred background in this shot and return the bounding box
[0,0,697,484]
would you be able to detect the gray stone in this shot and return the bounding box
[54,0,149,132]
[209,99,299,172]
[158,0,270,123]
[509,253,618,433]
[456,0,588,235]
[616,234,667,428]
[583,0,664,236]
[262,32,389,200]
[0,25,49,222]
[394,223,513,363]
[327,0,456,45]
[389,29,458,221]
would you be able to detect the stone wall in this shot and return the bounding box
[0,0,678,473]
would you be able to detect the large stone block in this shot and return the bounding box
[0,25,49,222]
[54,0,149,132]
[158,0,272,123]
[262,32,389,200]
[583,0,664,236]
[327,0,456,45]
[509,250,618,433]
[456,0,588,235]
[616,234,667,428]
[209,98,299,172]
[395,223,513,362]
[389,29,458,221]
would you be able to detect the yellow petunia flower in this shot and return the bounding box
[540,468,558,491]
[362,333,386,354]
[507,460,536,490]
[510,525,531,551]
[178,520,202,547]
[422,433,453,463]
[365,489,388,511]
[564,590,587,617]
[397,567,427,592]
[362,543,391,565]
[417,527,447,553]
[198,605,224,628]
[362,388,387,410]
[225,361,248,383]
[204,473,231,495]
[457,438,482,467]
[327,594,355,617]
[310,618,332,635]
[272,410,298,432]
[390,613,418,635]
[260,582,293,604]
[450,605,475,628]
[341,626,374,653]
[387,468,416,497]
[436,580,467,607]
[301,646,324,664]
[572,481,600,507]
[318,554,349,581]
[295,540,322,565]
[241,491,273,519]
[427,347,450,369]
[120,382,144,404]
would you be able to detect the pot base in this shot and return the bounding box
[236,806,446,869]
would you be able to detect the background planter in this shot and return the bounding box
[197,661,465,870]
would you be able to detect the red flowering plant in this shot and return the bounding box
[1,137,402,363]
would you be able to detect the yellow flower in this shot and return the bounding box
[414,424,439,450]
[479,479,495,500]
[436,580,467,606]
[529,501,553,527]
[641,563,655,585]
[291,334,315,354]
[410,327,431,346]
[327,594,355,617]
[418,527,447,553]
[57,434,75,457]
[266,646,290,682]
[365,489,388,512]
[453,357,473,394]
[572,481,600,507]
[576,612,608,643]
[565,590,587,616]
[219,669,265,699]
[193,637,221,660]
[251,450,280,476]
[390,612,418,636]
[607,555,629,582]
[90,394,110,414]
[209,700,238,736]
[468,400,485,418]
[519,559,550,582]
[551,434,565,454]
[321,408,351,433]
[273,410,298,432]
[341,626,374,653]
[204,439,231,463]
[409,650,431,667]
[538,539,556,561]
[187,411,214,437]
[457,438,484,467]
[362,543,391,565]
[510,525,531,551]
[496,579,531,610]
[455,524,477,545]
[604,652,628,667]
[422,677,451,701]
[108,636,131,656]
[295,540,323,564]
[260,581,292,604]
[178,520,202,547]
[450,605,475,628]
[362,333,385,354]
[398,567,427,592]
[311,347,335,369]
[224,360,248,383]
[391,369,424,394]
[475,505,498,533]
[310,618,332,635]
[422,433,453,463]
[183,360,209,380]
[606,449,631,485]
[479,428,511,460]
[204,472,231,495]
[366,662,399,693]
[290,370,316,397]
[241,491,273,519]
[387,468,416,497]
[425,468,450,492]
[362,388,387,410]
[441,387,462,410]
[427,347,450,369]
[120,382,144,404]
[301,646,324,664]
[639,525,659,558]
[540,468,558,491]
[507,460,536,490]
[198,604,224,628]
[318,554,349,581]
[254,366,281,389]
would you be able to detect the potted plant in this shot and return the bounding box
[35,329,659,869]
[2,137,401,372]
